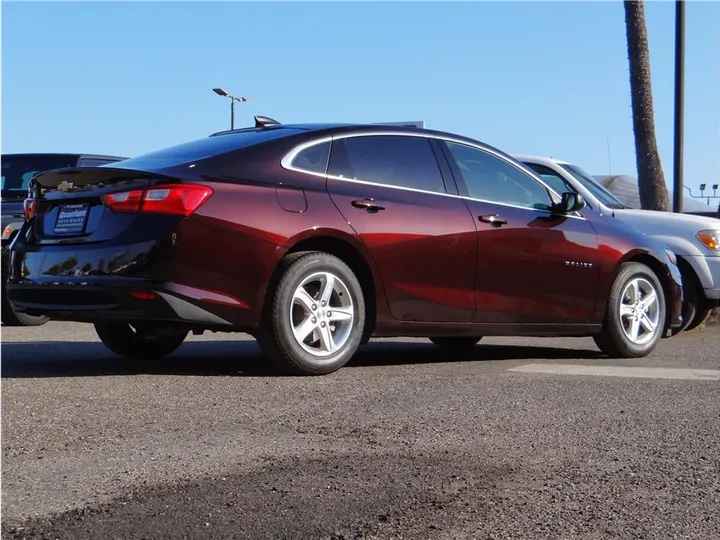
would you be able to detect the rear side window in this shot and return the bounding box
[290,141,331,174]
[328,135,446,194]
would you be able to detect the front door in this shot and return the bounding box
[325,134,478,323]
[438,139,601,324]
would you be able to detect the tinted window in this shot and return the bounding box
[1,154,78,196]
[328,135,446,193]
[108,127,305,171]
[291,141,331,174]
[445,142,552,209]
[523,163,573,195]
[559,163,627,209]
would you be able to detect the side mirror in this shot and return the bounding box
[555,192,586,214]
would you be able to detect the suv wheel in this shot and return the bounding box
[594,262,665,358]
[258,252,365,375]
[94,323,188,359]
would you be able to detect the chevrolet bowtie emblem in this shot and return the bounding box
[57,180,74,191]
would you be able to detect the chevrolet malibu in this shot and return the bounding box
[7,119,683,375]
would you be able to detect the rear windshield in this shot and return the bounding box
[109,127,305,171]
[2,154,78,198]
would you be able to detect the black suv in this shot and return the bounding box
[2,153,127,326]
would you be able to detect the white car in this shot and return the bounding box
[516,155,720,332]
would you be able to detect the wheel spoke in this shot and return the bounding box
[327,307,353,322]
[620,304,634,318]
[640,313,656,333]
[627,279,640,303]
[628,317,641,341]
[642,290,658,310]
[292,316,317,343]
[320,274,335,306]
[317,323,336,353]
[294,287,316,313]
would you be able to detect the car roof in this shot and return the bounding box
[513,154,572,166]
[2,152,127,160]
[208,121,506,157]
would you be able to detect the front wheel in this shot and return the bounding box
[94,323,188,359]
[257,252,365,376]
[594,262,665,358]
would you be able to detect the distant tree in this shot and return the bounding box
[623,0,670,211]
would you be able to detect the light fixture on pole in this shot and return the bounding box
[212,88,251,130]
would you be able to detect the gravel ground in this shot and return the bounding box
[2,322,719,539]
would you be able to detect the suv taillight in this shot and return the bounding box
[23,198,37,219]
[102,184,213,216]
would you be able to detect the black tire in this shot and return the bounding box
[685,308,713,332]
[429,336,482,350]
[257,251,365,376]
[94,322,188,359]
[673,266,701,334]
[593,262,666,358]
[1,245,49,327]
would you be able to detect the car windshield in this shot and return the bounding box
[559,163,628,209]
[2,154,78,199]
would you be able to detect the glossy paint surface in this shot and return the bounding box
[8,124,683,336]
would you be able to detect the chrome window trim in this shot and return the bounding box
[280,131,585,220]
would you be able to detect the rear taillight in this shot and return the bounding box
[23,198,37,219]
[102,184,213,216]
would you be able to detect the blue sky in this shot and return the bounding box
[2,1,718,191]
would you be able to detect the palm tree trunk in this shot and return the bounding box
[624,0,670,211]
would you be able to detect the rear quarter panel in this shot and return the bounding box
[179,151,385,328]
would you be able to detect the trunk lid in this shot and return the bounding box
[28,167,180,245]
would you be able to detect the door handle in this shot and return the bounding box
[351,198,386,212]
[479,214,507,227]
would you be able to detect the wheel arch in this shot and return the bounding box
[622,251,677,331]
[265,230,385,342]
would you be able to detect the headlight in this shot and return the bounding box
[664,249,677,265]
[696,230,720,251]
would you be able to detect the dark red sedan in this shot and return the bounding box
[8,118,683,375]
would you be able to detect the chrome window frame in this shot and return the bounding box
[280,131,585,220]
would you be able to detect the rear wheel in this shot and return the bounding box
[594,262,665,358]
[94,322,188,359]
[429,336,482,350]
[1,245,49,327]
[257,252,365,375]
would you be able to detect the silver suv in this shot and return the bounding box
[516,155,720,332]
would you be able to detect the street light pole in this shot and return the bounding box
[672,0,685,213]
[212,88,251,131]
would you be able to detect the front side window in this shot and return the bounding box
[522,162,574,195]
[559,163,627,209]
[328,135,446,194]
[445,142,553,210]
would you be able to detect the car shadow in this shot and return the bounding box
[0,338,604,379]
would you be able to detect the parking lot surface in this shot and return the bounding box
[2,322,719,539]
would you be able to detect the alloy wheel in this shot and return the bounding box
[289,271,355,358]
[619,277,660,345]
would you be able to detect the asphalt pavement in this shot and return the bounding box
[2,322,719,539]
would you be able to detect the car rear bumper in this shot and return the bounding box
[6,278,238,328]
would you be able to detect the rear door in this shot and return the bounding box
[437,140,601,325]
[324,133,478,323]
